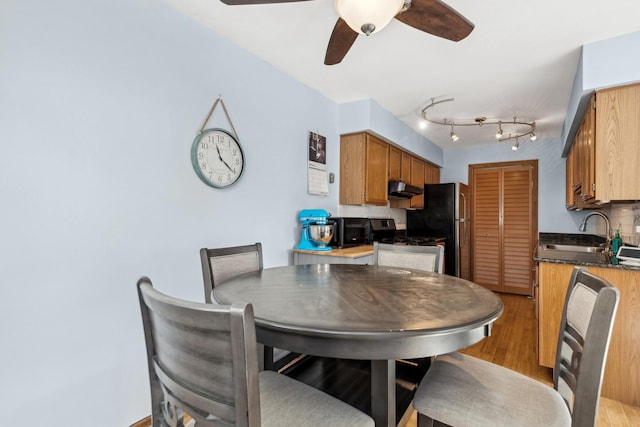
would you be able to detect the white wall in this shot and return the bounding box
[441,137,585,233]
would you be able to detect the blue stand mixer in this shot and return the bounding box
[295,209,333,251]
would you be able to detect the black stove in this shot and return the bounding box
[369,218,444,246]
[380,236,443,246]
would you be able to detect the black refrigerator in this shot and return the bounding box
[406,183,470,279]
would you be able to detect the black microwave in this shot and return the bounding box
[329,217,371,248]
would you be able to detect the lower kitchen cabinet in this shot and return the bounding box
[537,262,640,406]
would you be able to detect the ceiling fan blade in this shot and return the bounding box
[220,0,313,5]
[395,0,474,42]
[324,18,359,65]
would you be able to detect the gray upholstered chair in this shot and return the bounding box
[200,243,291,370]
[200,243,263,304]
[138,277,374,427]
[412,266,620,427]
[373,242,445,273]
[373,241,445,371]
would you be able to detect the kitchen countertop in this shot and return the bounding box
[534,232,640,271]
[292,245,374,258]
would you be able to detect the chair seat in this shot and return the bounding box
[259,370,374,427]
[413,352,571,427]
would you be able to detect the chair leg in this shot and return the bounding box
[417,412,434,427]
[263,345,274,370]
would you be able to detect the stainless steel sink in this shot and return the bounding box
[542,244,605,253]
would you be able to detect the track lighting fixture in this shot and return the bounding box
[495,122,503,139]
[421,98,538,147]
[450,123,459,142]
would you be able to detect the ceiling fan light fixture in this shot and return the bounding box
[335,0,405,36]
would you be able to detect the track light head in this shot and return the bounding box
[450,123,459,142]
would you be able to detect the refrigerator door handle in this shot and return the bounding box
[460,191,468,246]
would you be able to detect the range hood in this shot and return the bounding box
[388,180,424,199]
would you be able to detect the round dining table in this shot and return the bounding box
[213,263,503,427]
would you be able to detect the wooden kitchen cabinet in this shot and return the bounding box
[409,156,425,209]
[566,94,597,209]
[401,151,411,182]
[594,83,640,201]
[343,131,440,208]
[538,261,640,406]
[389,154,439,209]
[566,83,640,207]
[565,139,577,209]
[424,163,440,185]
[388,145,401,180]
[340,132,389,206]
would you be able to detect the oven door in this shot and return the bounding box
[341,218,371,247]
[331,218,370,248]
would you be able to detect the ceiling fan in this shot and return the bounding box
[220,0,474,65]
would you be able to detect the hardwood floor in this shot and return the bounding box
[133,293,640,426]
[404,293,640,427]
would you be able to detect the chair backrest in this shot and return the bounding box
[553,267,619,427]
[200,243,263,303]
[373,241,445,273]
[138,277,261,427]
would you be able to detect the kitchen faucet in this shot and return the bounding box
[579,211,611,254]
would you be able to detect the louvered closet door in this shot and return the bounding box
[473,168,501,291]
[502,166,534,294]
[471,161,537,296]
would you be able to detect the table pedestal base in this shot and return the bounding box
[279,356,425,427]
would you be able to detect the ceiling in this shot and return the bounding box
[163,0,640,149]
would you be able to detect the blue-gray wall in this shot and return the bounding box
[561,31,640,153]
[0,0,616,424]
[441,138,584,233]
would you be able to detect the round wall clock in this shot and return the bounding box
[191,128,245,188]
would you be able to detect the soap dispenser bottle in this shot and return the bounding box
[611,229,622,264]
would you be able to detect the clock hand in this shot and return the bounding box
[216,145,235,173]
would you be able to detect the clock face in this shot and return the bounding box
[191,128,244,188]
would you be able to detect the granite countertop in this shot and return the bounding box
[535,232,640,271]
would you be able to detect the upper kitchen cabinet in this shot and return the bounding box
[409,157,425,208]
[566,94,597,209]
[401,151,411,182]
[425,163,440,185]
[566,83,640,207]
[340,132,389,206]
[595,83,640,201]
[388,145,401,181]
